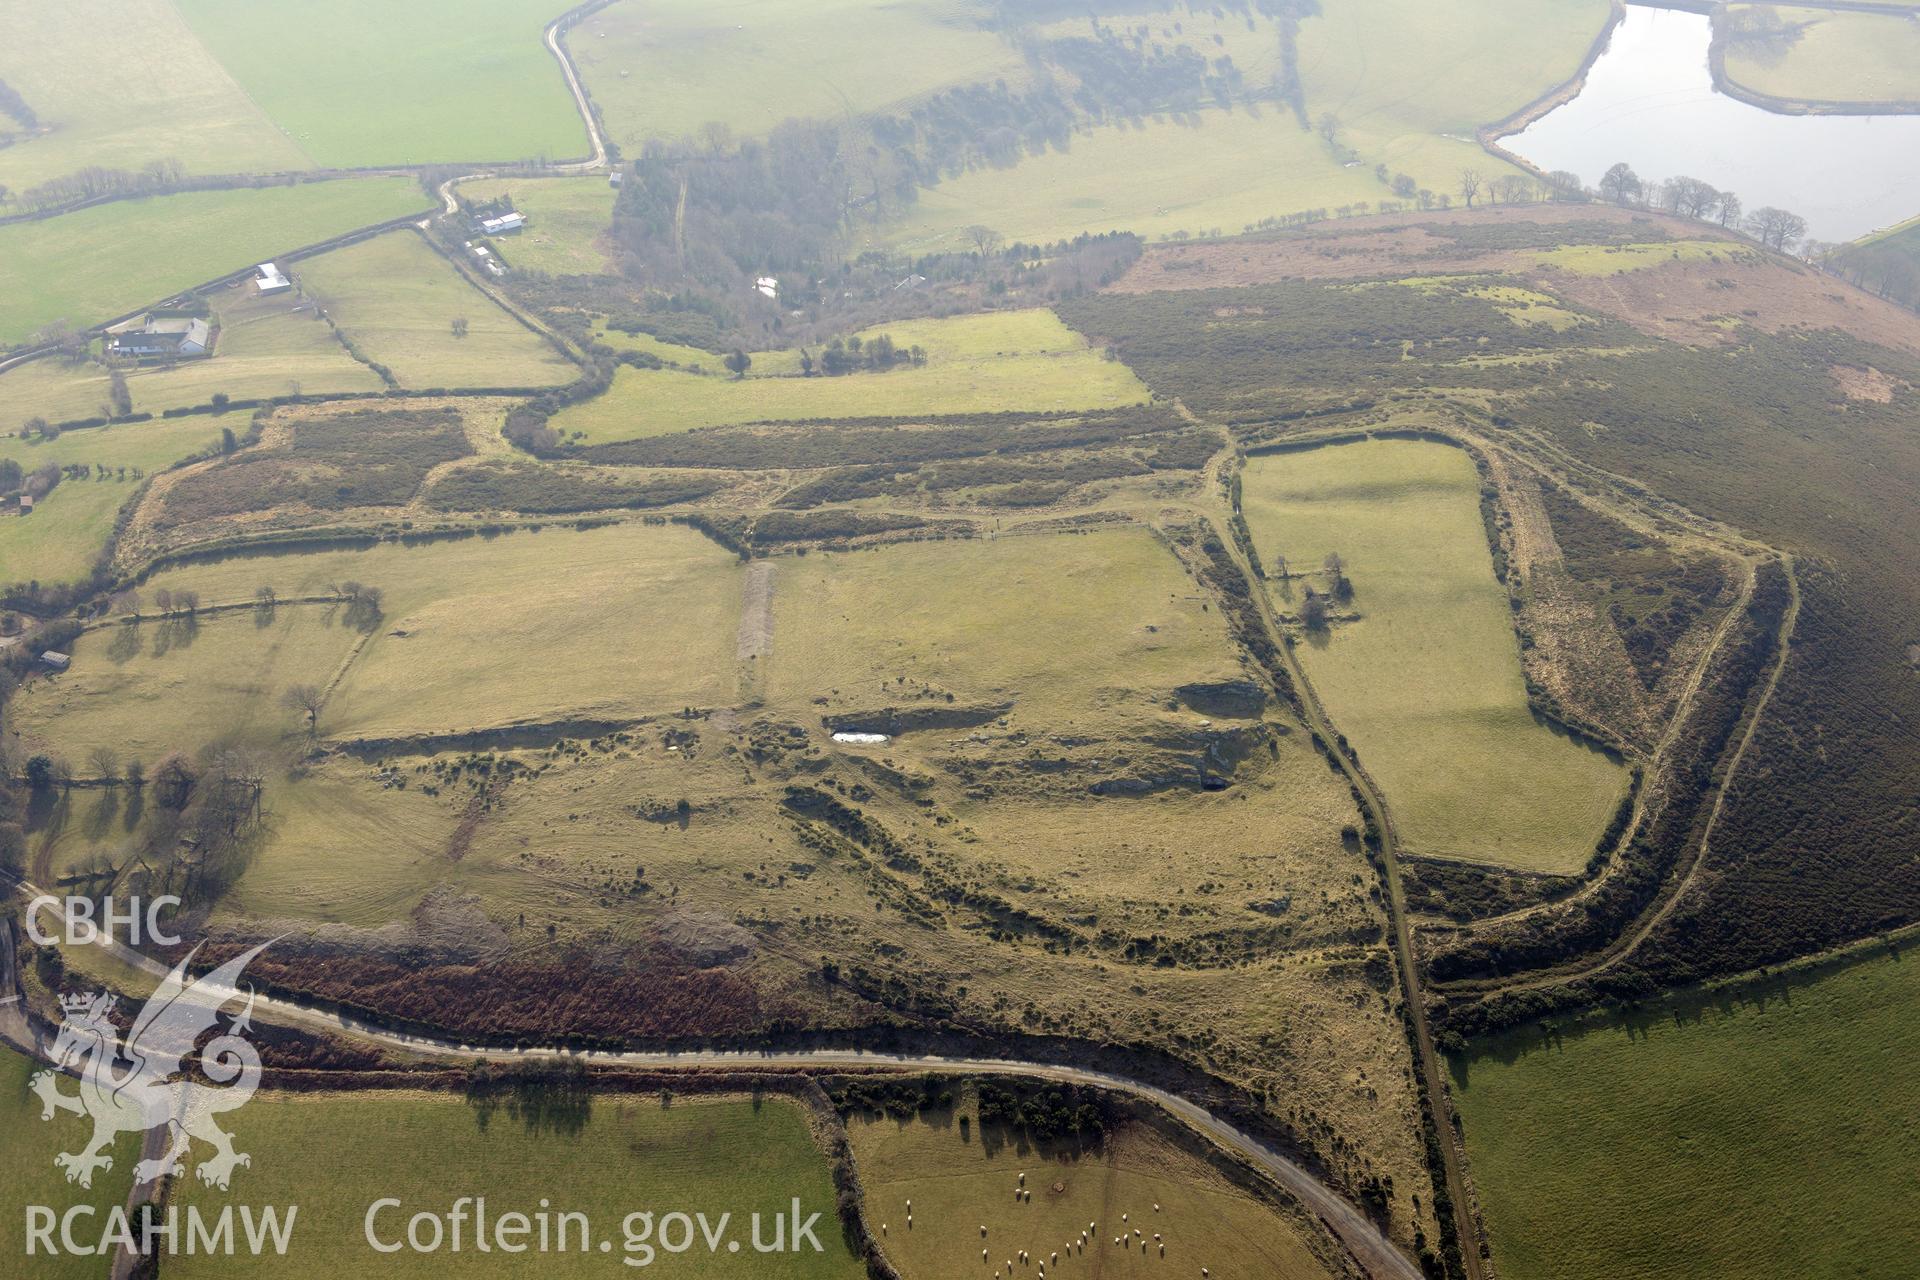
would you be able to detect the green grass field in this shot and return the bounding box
[0,290,383,430]
[455,177,616,276]
[591,326,721,367]
[0,0,312,190]
[555,308,1145,442]
[1722,5,1920,104]
[1240,438,1626,872]
[166,1090,863,1278]
[0,417,229,585]
[570,0,1027,150]
[0,1046,142,1280]
[1452,944,1920,1280]
[850,1093,1339,1280]
[14,523,744,760]
[880,106,1390,252]
[294,232,577,389]
[174,0,589,167]
[0,180,427,346]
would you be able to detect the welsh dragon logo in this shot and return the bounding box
[30,941,272,1191]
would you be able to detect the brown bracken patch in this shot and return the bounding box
[1831,364,1902,403]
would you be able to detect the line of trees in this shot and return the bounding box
[1594,161,1808,254]
[7,159,189,214]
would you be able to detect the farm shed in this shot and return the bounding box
[255,262,293,295]
[39,650,70,671]
[106,316,212,360]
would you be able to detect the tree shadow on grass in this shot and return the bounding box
[106,621,144,665]
[465,1061,593,1138]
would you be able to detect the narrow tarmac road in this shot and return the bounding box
[6,889,1420,1280]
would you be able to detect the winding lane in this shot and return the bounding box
[5,887,1419,1280]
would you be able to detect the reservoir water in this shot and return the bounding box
[1506,5,1920,243]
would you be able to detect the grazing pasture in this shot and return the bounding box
[881,107,1388,252]
[0,180,427,346]
[11,604,371,765]
[0,0,310,189]
[767,527,1241,729]
[1239,438,1626,872]
[456,177,617,276]
[294,232,577,389]
[166,1090,863,1278]
[554,308,1145,442]
[134,522,742,740]
[850,1095,1342,1280]
[570,0,1027,150]
[174,0,590,167]
[1452,945,1920,1280]
[0,1047,141,1280]
[0,417,228,586]
[1720,5,1920,105]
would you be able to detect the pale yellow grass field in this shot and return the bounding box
[141,522,744,741]
[881,107,1389,252]
[766,528,1243,728]
[851,1098,1341,1280]
[557,307,1145,442]
[294,231,577,389]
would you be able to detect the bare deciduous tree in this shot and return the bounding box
[281,684,324,732]
[88,747,119,786]
[1746,206,1808,254]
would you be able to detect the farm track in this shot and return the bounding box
[544,8,610,173]
[1180,445,1480,1279]
[0,893,1420,1280]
